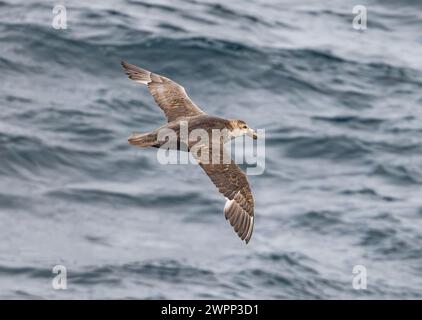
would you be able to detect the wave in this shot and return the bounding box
[46,187,216,210]
[71,259,216,286]
[371,163,422,185]
[339,188,398,202]
[274,134,371,160]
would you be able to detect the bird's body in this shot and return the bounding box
[122,61,257,243]
[129,115,234,149]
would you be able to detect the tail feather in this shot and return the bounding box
[128,132,158,147]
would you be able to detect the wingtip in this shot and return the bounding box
[244,216,254,244]
[244,231,252,244]
[224,197,254,245]
[121,60,128,69]
[120,61,152,84]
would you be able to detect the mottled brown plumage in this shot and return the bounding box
[122,61,256,243]
[196,146,254,242]
[121,61,204,122]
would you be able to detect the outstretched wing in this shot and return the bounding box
[192,144,254,243]
[121,61,205,122]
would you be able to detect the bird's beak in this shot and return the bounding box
[247,128,258,140]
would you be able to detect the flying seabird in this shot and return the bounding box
[121,61,258,244]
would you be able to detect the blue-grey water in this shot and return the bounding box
[1,0,422,299]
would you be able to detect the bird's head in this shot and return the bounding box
[229,119,257,140]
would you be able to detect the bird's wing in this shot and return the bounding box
[192,144,254,243]
[121,61,205,122]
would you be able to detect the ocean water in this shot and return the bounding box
[1,0,422,299]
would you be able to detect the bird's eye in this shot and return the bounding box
[242,125,247,129]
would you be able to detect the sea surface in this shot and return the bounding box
[1,0,422,299]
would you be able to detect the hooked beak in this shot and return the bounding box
[247,128,258,140]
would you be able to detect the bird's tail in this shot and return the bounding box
[128,132,158,148]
